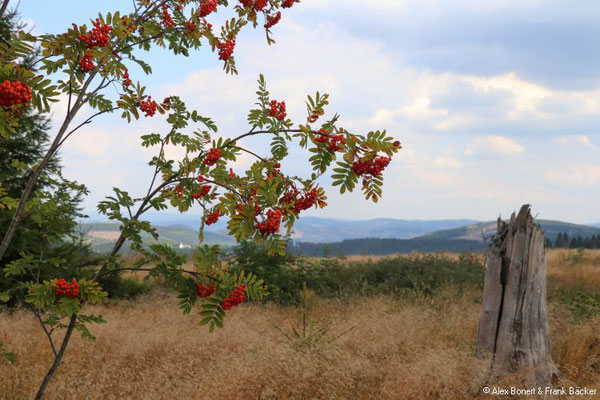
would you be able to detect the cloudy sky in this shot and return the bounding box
[18,0,600,223]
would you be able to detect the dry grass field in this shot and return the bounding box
[1,249,599,399]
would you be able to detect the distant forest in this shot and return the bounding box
[290,238,486,257]
[548,232,600,249]
[290,232,600,257]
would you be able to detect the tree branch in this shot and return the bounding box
[31,309,58,358]
[57,107,118,148]
[34,314,77,400]
[0,0,10,19]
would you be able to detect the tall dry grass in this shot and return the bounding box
[0,249,599,399]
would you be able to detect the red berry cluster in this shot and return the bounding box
[328,134,346,151]
[314,130,328,144]
[229,168,237,178]
[239,0,267,10]
[218,39,235,61]
[314,129,346,152]
[199,0,218,17]
[264,11,282,28]
[235,202,261,216]
[222,284,245,310]
[294,188,319,212]
[282,0,300,8]
[279,189,297,205]
[55,278,80,298]
[0,80,32,107]
[78,18,111,48]
[203,148,222,166]
[195,282,216,298]
[185,21,195,33]
[160,5,176,28]
[351,155,392,177]
[256,208,282,235]
[192,184,211,198]
[79,51,95,72]
[266,162,281,180]
[205,209,221,225]
[140,96,157,117]
[269,100,286,120]
[254,0,268,11]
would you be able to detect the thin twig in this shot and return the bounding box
[57,107,118,148]
[31,309,58,358]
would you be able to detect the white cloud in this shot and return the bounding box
[401,97,447,120]
[554,135,595,148]
[465,135,525,157]
[545,165,600,187]
[433,156,462,169]
[463,72,552,119]
[34,2,600,222]
[62,127,113,158]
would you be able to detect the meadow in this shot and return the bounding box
[1,249,599,399]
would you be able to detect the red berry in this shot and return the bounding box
[205,209,221,225]
[78,18,111,48]
[186,21,196,33]
[0,80,32,107]
[160,5,175,28]
[79,51,95,73]
[254,0,268,11]
[192,184,211,198]
[256,208,282,235]
[351,155,391,177]
[203,148,222,166]
[54,278,80,298]
[195,282,216,298]
[222,284,246,310]
[269,100,287,120]
[218,39,235,61]
[139,96,157,117]
[199,0,217,17]
[282,0,299,8]
[264,11,282,29]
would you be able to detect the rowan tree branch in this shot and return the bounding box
[0,0,10,19]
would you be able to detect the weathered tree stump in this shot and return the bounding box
[476,204,558,386]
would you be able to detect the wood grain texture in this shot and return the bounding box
[476,205,558,386]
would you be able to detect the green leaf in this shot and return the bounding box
[0,342,16,364]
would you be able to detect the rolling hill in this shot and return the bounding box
[139,213,479,242]
[80,216,600,254]
[81,222,234,254]
[422,219,600,242]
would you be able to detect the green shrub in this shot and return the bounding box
[228,241,302,304]
[556,289,600,320]
[230,241,484,304]
[96,273,154,299]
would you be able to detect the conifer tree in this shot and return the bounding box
[0,6,92,299]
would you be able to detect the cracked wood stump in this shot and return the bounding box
[476,204,558,386]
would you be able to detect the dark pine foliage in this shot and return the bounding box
[0,9,94,300]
